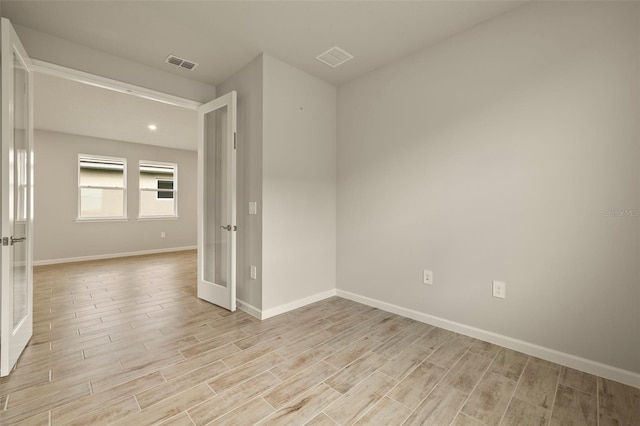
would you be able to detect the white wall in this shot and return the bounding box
[337,1,640,374]
[262,55,336,312]
[34,130,197,263]
[218,55,264,311]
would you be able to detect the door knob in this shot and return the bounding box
[220,225,232,231]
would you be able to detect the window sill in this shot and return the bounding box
[137,216,179,221]
[75,217,129,223]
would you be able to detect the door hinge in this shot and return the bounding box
[2,237,8,246]
[233,132,237,150]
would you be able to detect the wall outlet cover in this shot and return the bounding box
[423,270,433,285]
[492,280,506,299]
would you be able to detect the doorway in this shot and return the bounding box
[1,23,238,375]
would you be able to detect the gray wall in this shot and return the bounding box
[337,1,640,373]
[262,54,336,312]
[34,130,197,262]
[218,54,336,315]
[219,55,264,311]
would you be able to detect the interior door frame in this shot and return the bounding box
[196,91,237,312]
[30,60,203,111]
[1,57,206,375]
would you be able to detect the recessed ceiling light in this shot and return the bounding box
[147,124,157,131]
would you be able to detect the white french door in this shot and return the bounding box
[1,18,33,377]
[197,91,237,311]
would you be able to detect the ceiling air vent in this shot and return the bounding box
[165,54,199,71]
[316,46,353,68]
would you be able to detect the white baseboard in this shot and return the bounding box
[241,289,337,320]
[262,289,337,320]
[336,289,640,389]
[33,246,197,266]
[237,298,262,320]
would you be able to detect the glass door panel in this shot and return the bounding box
[12,52,28,329]
[203,105,229,287]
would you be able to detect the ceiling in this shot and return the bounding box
[10,1,526,151]
[34,73,198,151]
[3,1,526,87]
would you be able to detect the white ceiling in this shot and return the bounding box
[3,1,525,87]
[34,73,198,151]
[9,1,527,150]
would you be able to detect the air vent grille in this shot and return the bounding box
[165,54,199,71]
[180,61,197,70]
[316,46,353,68]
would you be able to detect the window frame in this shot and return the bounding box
[138,160,178,219]
[77,154,128,221]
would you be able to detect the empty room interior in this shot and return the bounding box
[0,1,638,425]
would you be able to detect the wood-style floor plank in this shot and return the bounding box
[0,250,636,425]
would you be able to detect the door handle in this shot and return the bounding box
[10,236,26,245]
[220,225,232,231]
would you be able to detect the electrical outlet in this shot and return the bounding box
[492,280,506,299]
[250,265,257,280]
[423,270,433,285]
[160,232,166,238]
[249,202,257,215]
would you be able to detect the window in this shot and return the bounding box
[139,161,177,218]
[156,179,174,199]
[78,155,126,219]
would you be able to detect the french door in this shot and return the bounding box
[1,18,33,377]
[197,91,237,311]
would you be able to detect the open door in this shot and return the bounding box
[0,18,33,377]
[197,91,237,311]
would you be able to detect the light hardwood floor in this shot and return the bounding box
[0,250,637,425]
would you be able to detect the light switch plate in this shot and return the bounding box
[249,202,257,215]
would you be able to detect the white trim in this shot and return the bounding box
[31,59,202,110]
[75,217,129,223]
[336,289,640,388]
[237,298,262,320]
[33,246,196,266]
[261,289,337,320]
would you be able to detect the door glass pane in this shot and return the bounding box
[12,52,28,328]
[203,106,228,287]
